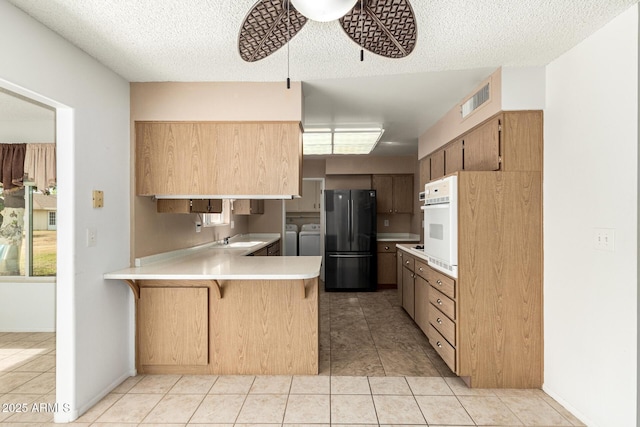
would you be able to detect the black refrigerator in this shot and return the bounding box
[325,189,377,291]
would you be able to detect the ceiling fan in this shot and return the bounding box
[238,0,417,62]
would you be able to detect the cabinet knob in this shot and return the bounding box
[405,260,410,265]
[436,341,442,348]
[436,279,442,285]
[384,246,389,250]
[389,209,392,213]
[436,298,443,305]
[437,318,443,324]
[419,267,423,272]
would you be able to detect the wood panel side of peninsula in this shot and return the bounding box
[135,278,319,375]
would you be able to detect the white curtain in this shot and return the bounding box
[24,143,56,192]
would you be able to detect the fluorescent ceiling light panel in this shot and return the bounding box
[303,132,332,155]
[333,131,382,154]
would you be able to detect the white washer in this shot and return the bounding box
[299,224,321,256]
[285,224,298,256]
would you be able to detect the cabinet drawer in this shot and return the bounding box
[402,254,415,271]
[429,306,456,346]
[426,268,456,299]
[377,242,397,253]
[428,324,456,373]
[415,259,428,279]
[429,286,455,320]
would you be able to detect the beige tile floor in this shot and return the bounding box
[0,289,586,426]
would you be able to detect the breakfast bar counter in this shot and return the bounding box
[105,234,322,376]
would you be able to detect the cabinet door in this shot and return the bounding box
[372,175,393,214]
[136,121,302,197]
[392,175,414,213]
[419,156,430,188]
[397,251,404,303]
[431,149,445,180]
[463,116,501,171]
[299,180,320,212]
[445,139,463,175]
[377,252,396,285]
[233,199,264,215]
[138,287,209,366]
[402,266,415,319]
[414,275,430,335]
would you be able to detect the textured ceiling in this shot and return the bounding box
[3,0,638,155]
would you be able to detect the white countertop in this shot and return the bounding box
[377,233,421,242]
[396,243,430,263]
[104,233,322,280]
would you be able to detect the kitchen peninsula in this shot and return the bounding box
[104,234,322,376]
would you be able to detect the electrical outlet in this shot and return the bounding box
[383,219,389,227]
[86,227,97,247]
[231,220,235,229]
[593,228,615,251]
[195,223,201,233]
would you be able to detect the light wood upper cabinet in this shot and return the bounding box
[232,199,264,215]
[463,116,501,171]
[157,199,222,214]
[287,180,321,212]
[372,175,393,213]
[430,149,445,180]
[445,139,463,175]
[372,174,413,214]
[136,121,302,197]
[419,156,430,191]
[424,111,543,182]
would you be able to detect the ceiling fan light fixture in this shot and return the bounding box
[290,0,358,22]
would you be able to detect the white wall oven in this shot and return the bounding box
[422,175,458,278]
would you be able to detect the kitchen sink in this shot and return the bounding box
[226,241,261,248]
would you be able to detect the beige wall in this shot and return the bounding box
[325,155,416,175]
[418,68,502,159]
[325,174,372,190]
[246,200,284,234]
[131,81,303,258]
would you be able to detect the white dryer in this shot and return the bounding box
[299,223,321,256]
[284,223,298,256]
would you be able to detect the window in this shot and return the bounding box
[202,199,230,227]
[0,185,56,277]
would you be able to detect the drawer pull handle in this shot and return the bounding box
[436,341,442,348]
[436,298,443,305]
[437,317,443,324]
[436,279,442,285]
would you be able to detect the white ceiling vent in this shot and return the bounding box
[461,83,490,118]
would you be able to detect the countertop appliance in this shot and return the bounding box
[325,189,377,291]
[422,176,458,277]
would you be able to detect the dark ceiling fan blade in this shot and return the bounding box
[340,0,417,58]
[238,0,308,62]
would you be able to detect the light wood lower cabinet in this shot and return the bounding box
[397,171,543,389]
[135,277,319,375]
[377,241,417,286]
[138,287,209,366]
[402,265,415,319]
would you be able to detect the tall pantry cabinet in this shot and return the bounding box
[412,110,543,389]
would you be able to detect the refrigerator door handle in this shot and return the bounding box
[349,199,354,243]
[328,254,374,258]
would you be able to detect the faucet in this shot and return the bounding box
[223,236,230,245]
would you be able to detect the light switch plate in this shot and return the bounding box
[593,228,615,251]
[92,190,104,208]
